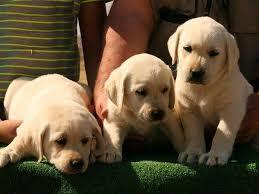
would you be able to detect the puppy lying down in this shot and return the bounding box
[0,74,104,174]
[168,17,254,166]
[100,53,185,163]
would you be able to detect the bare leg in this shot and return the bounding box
[237,92,259,144]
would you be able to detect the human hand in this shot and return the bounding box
[0,120,22,144]
[94,86,108,124]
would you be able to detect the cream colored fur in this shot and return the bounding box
[100,53,185,163]
[168,17,253,166]
[0,74,104,174]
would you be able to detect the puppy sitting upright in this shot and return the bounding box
[0,74,104,174]
[100,53,185,163]
[168,17,253,166]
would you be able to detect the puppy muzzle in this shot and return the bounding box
[65,158,85,174]
[186,68,205,84]
[70,159,84,170]
[148,109,165,122]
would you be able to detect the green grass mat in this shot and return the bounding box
[0,145,258,194]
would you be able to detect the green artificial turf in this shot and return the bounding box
[0,145,258,194]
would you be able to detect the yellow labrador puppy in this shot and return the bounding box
[0,74,104,174]
[100,53,185,163]
[168,17,253,166]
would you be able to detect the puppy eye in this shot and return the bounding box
[183,46,192,53]
[135,89,147,97]
[208,50,219,57]
[81,137,89,145]
[55,137,67,146]
[161,87,168,94]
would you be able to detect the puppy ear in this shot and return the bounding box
[13,121,48,162]
[88,113,105,156]
[37,123,49,162]
[225,32,240,74]
[105,68,127,112]
[167,25,183,65]
[168,69,175,109]
[92,127,105,156]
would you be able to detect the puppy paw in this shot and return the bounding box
[198,151,230,166]
[98,148,122,164]
[178,149,205,164]
[0,149,11,167]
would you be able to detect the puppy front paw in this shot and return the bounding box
[98,147,122,164]
[178,148,205,164]
[0,149,11,167]
[198,151,230,166]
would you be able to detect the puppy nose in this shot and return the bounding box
[70,159,84,170]
[150,109,165,121]
[188,68,205,83]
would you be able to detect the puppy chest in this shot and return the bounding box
[129,125,169,145]
[199,100,219,125]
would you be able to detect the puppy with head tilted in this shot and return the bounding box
[168,17,253,166]
[100,53,185,163]
[0,74,104,174]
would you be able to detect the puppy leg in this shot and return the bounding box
[0,120,44,167]
[199,104,245,166]
[98,120,128,163]
[162,111,185,153]
[0,135,30,167]
[178,112,206,163]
